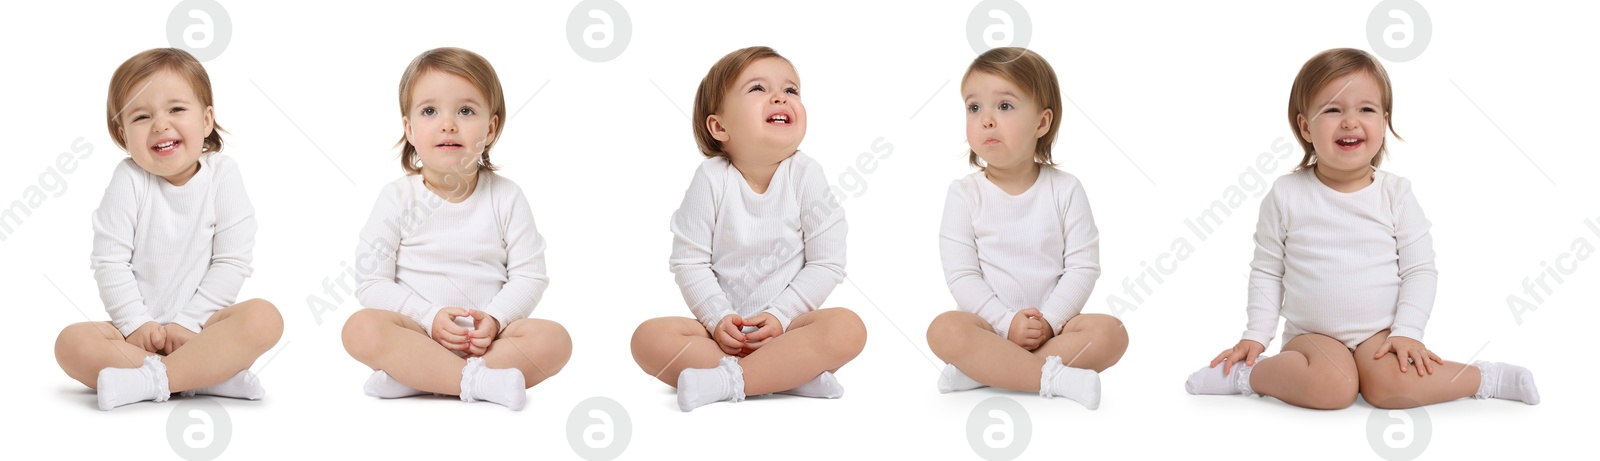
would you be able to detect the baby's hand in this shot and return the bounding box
[431,307,472,353]
[1374,335,1443,377]
[713,314,746,356]
[161,324,197,354]
[126,321,167,354]
[1007,309,1047,351]
[464,310,499,357]
[739,313,783,355]
[1209,340,1266,375]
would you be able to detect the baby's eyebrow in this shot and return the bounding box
[964,90,1020,101]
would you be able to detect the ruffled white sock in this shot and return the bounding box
[778,371,843,399]
[363,370,428,399]
[97,355,171,411]
[677,356,745,412]
[180,370,265,400]
[937,364,988,393]
[1473,361,1539,405]
[1039,356,1101,410]
[1184,358,1259,396]
[459,357,527,411]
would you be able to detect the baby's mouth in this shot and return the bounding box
[151,139,180,155]
[1334,136,1364,150]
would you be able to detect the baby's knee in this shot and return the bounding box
[1358,370,1422,409]
[927,311,977,350]
[1077,314,1129,348]
[341,309,387,357]
[1302,373,1360,410]
[239,299,285,341]
[54,322,99,362]
[511,319,571,349]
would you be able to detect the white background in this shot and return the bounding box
[2,1,1594,459]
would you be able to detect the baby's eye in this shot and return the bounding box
[748,84,765,93]
[131,114,149,122]
[999,102,1014,111]
[1323,107,1341,114]
[170,106,187,113]
[785,87,799,96]
[458,107,475,116]
[421,107,436,116]
[1361,107,1379,113]
[967,103,980,113]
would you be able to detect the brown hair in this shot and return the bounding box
[962,47,1062,169]
[692,46,791,158]
[1287,48,1401,171]
[396,47,506,175]
[105,48,224,153]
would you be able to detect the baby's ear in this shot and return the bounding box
[487,114,499,144]
[1296,113,1311,140]
[203,106,216,137]
[1034,108,1054,138]
[707,114,730,142]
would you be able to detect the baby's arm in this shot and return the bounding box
[90,160,156,337]
[759,160,846,331]
[1034,177,1101,334]
[479,186,549,332]
[669,166,738,333]
[1241,187,1288,350]
[939,182,1017,338]
[353,183,444,333]
[1388,178,1438,341]
[173,157,257,333]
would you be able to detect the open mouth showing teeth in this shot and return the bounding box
[767,114,789,124]
[153,140,178,150]
[1335,137,1362,147]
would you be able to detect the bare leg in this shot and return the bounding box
[1030,313,1129,372]
[1249,333,1360,410]
[929,311,1128,392]
[927,311,1045,392]
[1354,329,1478,409]
[54,322,156,389]
[341,308,469,395]
[630,317,728,387]
[482,318,572,388]
[738,308,867,396]
[163,299,284,392]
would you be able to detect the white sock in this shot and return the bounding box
[363,370,428,399]
[1039,356,1101,410]
[1473,361,1539,405]
[180,370,265,400]
[778,371,844,399]
[96,355,171,411]
[1184,358,1260,396]
[459,357,527,411]
[937,364,988,393]
[677,356,745,412]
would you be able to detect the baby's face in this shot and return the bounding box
[404,71,497,188]
[710,58,806,163]
[1298,71,1387,175]
[963,71,1049,171]
[117,70,214,186]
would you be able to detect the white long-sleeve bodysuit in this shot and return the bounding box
[669,151,847,333]
[1242,167,1438,349]
[91,154,257,336]
[354,171,549,335]
[939,166,1101,339]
